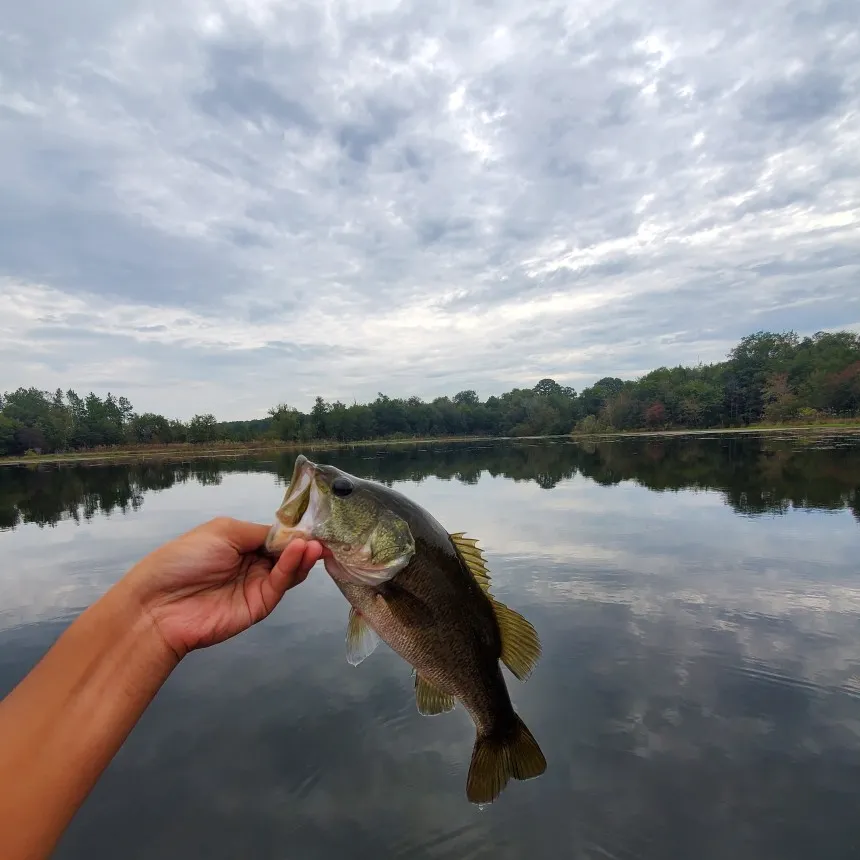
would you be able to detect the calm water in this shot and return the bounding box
[2,435,860,859]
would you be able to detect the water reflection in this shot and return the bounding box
[1,435,860,859]
[2,434,859,531]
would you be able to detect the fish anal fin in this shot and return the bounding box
[414,673,455,716]
[346,607,380,666]
[492,599,542,681]
[466,715,547,804]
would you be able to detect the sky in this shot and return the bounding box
[1,0,858,420]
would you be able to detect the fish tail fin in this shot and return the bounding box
[466,714,547,804]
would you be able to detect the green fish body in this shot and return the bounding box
[266,454,546,803]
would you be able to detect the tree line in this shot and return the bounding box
[2,436,858,530]
[1,329,858,456]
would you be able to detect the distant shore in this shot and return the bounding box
[0,435,509,467]
[576,423,860,441]
[2,421,859,467]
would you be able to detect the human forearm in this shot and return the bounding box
[0,578,178,860]
[0,518,321,860]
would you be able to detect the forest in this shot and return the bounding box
[1,329,859,456]
[2,435,858,530]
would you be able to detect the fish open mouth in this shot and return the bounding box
[265,455,323,554]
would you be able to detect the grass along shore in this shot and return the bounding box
[0,435,514,467]
[2,421,860,467]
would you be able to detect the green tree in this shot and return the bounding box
[0,415,21,455]
[187,414,217,443]
[452,389,479,406]
[128,412,173,444]
[533,378,562,397]
[269,403,302,441]
[310,396,329,438]
[724,331,800,424]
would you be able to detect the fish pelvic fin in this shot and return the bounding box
[414,673,455,716]
[466,715,547,804]
[346,607,380,666]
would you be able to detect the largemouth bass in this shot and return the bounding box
[265,454,547,803]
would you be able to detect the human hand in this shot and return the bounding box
[122,516,324,661]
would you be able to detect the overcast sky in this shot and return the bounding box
[1,0,858,419]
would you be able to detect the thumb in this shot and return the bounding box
[264,539,323,604]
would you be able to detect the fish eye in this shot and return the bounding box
[331,477,354,497]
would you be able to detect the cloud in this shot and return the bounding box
[1,0,858,418]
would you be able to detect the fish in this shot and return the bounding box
[265,453,547,804]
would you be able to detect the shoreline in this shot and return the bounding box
[2,423,860,467]
[0,435,514,467]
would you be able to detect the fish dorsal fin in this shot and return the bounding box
[414,673,455,716]
[449,532,491,594]
[346,607,380,666]
[449,532,541,681]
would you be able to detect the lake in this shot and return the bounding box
[2,434,860,859]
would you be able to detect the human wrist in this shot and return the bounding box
[106,572,184,673]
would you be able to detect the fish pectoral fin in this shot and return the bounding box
[346,607,380,666]
[492,599,542,681]
[378,582,433,629]
[466,715,547,804]
[414,673,455,716]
